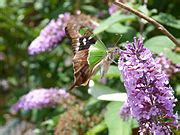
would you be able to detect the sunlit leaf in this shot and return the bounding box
[88,82,127,101]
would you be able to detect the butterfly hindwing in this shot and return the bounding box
[73,49,92,86]
[88,40,107,69]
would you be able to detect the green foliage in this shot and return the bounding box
[153,13,180,29]
[86,121,107,135]
[144,36,180,64]
[88,83,127,101]
[105,102,138,135]
[93,11,136,35]
[105,23,135,34]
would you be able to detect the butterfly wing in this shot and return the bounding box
[73,49,92,86]
[65,23,81,54]
[88,40,107,69]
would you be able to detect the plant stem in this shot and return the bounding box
[114,0,180,47]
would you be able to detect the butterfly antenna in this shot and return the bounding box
[113,34,122,47]
[109,57,118,65]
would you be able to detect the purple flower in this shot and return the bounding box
[155,54,180,78]
[108,4,119,15]
[11,88,69,112]
[118,37,178,134]
[120,101,131,121]
[28,13,70,55]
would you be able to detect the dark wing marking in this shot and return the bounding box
[78,36,96,51]
[65,24,96,54]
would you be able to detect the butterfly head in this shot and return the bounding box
[108,47,120,55]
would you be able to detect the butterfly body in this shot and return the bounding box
[99,47,119,78]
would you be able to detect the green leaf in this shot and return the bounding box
[164,49,180,64]
[175,84,180,96]
[88,40,107,69]
[105,23,133,34]
[88,82,127,101]
[144,36,175,51]
[144,36,180,64]
[105,102,138,135]
[86,121,107,135]
[93,12,135,34]
[81,5,98,14]
[93,65,120,79]
[152,13,180,29]
[106,66,120,78]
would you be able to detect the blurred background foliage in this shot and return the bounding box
[0,0,179,135]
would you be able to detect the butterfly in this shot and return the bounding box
[66,22,120,90]
[65,23,97,90]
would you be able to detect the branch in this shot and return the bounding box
[114,0,180,47]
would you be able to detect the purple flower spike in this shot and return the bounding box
[28,13,71,55]
[11,88,69,112]
[118,37,178,134]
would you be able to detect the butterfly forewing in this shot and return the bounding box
[65,24,81,54]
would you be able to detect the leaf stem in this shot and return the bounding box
[114,1,180,47]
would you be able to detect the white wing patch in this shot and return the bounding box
[83,38,87,45]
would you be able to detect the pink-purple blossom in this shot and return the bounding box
[118,37,178,134]
[108,4,119,15]
[119,101,131,121]
[28,13,70,55]
[155,54,180,78]
[11,88,69,112]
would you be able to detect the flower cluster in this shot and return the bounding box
[155,54,180,78]
[118,37,178,134]
[11,88,69,112]
[28,13,70,55]
[119,101,131,121]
